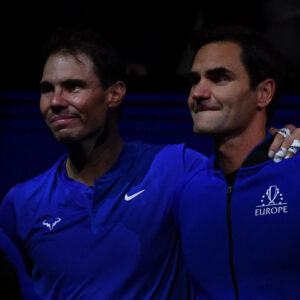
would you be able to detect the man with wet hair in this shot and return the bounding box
[0,26,205,299]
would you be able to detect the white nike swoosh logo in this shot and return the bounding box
[124,189,146,201]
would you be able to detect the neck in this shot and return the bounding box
[215,122,267,174]
[66,126,123,186]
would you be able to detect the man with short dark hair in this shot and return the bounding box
[174,24,300,299]
[0,26,205,300]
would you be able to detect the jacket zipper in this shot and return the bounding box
[227,185,239,300]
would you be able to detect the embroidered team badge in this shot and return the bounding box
[255,185,288,216]
[43,217,61,230]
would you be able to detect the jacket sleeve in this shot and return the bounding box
[0,186,22,249]
[182,145,208,174]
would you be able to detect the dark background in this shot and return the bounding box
[1,0,300,199]
[2,1,300,92]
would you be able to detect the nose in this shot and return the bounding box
[50,89,68,110]
[191,80,211,101]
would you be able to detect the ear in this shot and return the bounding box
[107,81,126,108]
[256,78,276,110]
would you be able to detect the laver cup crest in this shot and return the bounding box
[255,185,288,216]
[266,185,279,205]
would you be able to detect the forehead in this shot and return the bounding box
[192,41,246,74]
[42,52,97,82]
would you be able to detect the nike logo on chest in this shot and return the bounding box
[124,189,146,201]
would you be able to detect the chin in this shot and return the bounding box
[193,122,220,136]
[54,135,76,144]
[193,126,209,136]
[51,130,82,144]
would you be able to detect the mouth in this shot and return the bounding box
[49,114,79,126]
[191,99,220,113]
[193,104,220,113]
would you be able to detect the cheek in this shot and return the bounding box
[39,98,49,117]
[187,96,193,110]
[220,88,248,109]
[85,104,107,124]
[236,91,257,112]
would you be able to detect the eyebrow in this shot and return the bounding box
[62,79,87,87]
[205,67,234,78]
[40,80,49,86]
[39,80,53,91]
[189,67,234,78]
[40,79,87,89]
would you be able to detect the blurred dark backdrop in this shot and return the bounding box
[3,1,300,92]
[1,0,300,199]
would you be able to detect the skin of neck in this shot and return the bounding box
[66,116,123,186]
[215,113,267,174]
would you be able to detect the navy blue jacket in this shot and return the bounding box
[174,139,300,299]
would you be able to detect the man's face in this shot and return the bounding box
[40,52,110,143]
[188,41,258,137]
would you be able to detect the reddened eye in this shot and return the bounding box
[206,67,233,84]
[63,79,87,93]
[40,82,54,94]
[210,73,229,83]
[187,72,201,86]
